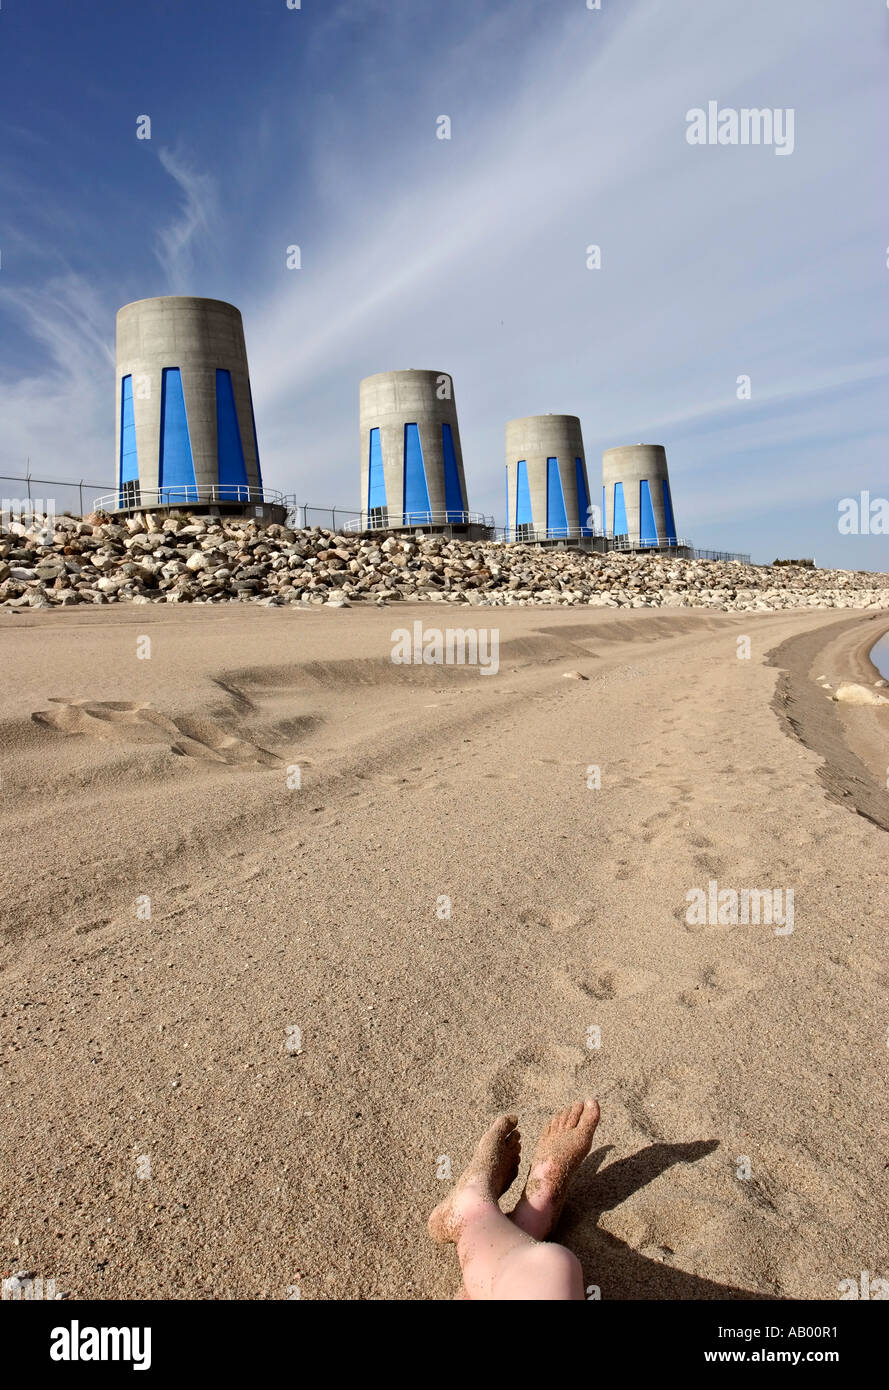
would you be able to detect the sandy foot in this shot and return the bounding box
[428,1114,521,1243]
[510,1099,600,1241]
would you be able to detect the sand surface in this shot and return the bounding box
[1,603,888,1300]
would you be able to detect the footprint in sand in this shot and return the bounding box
[677,961,760,1010]
[828,949,889,987]
[518,905,584,934]
[617,1064,718,1142]
[548,961,661,1015]
[673,898,737,936]
[737,1174,779,1213]
[585,961,661,1001]
[692,851,728,878]
[601,1196,723,1258]
[489,1041,592,1111]
[31,699,281,767]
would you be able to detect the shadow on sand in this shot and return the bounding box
[559,1140,779,1300]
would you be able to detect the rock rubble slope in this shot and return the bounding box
[2,512,887,612]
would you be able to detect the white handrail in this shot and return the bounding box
[92,485,286,512]
[343,510,495,532]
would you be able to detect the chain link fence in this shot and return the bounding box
[0,472,112,520]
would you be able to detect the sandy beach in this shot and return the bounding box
[2,602,888,1300]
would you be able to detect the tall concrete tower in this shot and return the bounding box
[113,296,280,520]
[602,444,678,548]
[504,415,597,544]
[358,369,472,530]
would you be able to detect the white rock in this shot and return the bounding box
[832,682,889,706]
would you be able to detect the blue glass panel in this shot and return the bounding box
[120,376,138,485]
[662,477,677,545]
[640,478,659,545]
[216,369,249,501]
[368,427,386,510]
[546,457,568,537]
[515,459,532,527]
[575,457,591,535]
[613,482,628,536]
[442,423,464,521]
[403,423,431,523]
[158,368,197,503]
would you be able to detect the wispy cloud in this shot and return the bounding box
[154,147,218,293]
[0,275,115,484]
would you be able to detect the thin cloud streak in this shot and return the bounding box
[154,148,218,294]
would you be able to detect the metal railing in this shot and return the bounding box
[92,484,287,512]
[691,547,752,564]
[609,535,691,551]
[498,524,606,543]
[343,509,495,532]
[283,503,360,532]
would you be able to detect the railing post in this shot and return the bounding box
[79,480,84,515]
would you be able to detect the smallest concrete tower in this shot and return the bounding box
[602,444,679,549]
[504,415,598,545]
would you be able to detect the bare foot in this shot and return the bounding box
[510,1099,600,1241]
[428,1114,521,1244]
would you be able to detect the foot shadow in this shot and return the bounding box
[558,1140,779,1300]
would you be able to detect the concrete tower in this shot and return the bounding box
[113,296,282,521]
[602,444,678,549]
[358,369,483,535]
[504,415,598,546]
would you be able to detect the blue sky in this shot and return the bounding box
[0,0,886,567]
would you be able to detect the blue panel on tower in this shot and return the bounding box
[640,479,659,546]
[546,458,568,537]
[368,428,386,509]
[613,482,628,537]
[119,376,138,485]
[216,369,249,500]
[159,368,197,503]
[602,485,606,534]
[662,478,677,545]
[515,460,532,528]
[403,423,431,523]
[575,457,591,535]
[442,423,464,521]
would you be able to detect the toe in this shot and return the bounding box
[566,1101,585,1128]
[580,1098,601,1133]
